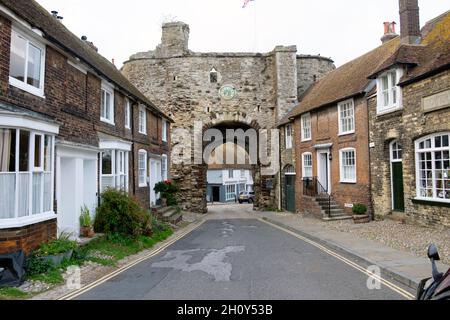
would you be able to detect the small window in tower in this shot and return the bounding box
[210,68,218,83]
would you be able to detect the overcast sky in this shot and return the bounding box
[35,0,448,68]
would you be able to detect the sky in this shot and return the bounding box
[35,0,449,68]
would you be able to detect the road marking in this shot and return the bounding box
[58,220,205,300]
[260,219,415,300]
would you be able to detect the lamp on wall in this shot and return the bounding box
[329,153,333,161]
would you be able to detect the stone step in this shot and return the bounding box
[152,206,174,217]
[167,213,183,225]
[162,208,178,219]
[318,204,341,210]
[322,215,352,221]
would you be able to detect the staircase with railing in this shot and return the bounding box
[303,177,351,220]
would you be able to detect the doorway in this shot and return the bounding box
[212,186,220,202]
[149,158,162,206]
[390,141,405,212]
[317,149,331,194]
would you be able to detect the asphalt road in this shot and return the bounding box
[76,216,410,300]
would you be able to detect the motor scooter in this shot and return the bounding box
[416,244,450,300]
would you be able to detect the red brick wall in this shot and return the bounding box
[0,219,57,255]
[294,96,372,215]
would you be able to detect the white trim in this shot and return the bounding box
[338,99,355,136]
[339,148,357,184]
[99,139,132,152]
[376,68,403,115]
[125,99,131,130]
[302,152,313,178]
[138,149,148,187]
[0,212,56,229]
[9,27,46,98]
[0,112,59,134]
[301,113,311,142]
[100,83,115,125]
[138,105,147,135]
[317,149,332,193]
[67,59,88,75]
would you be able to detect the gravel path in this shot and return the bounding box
[298,215,450,266]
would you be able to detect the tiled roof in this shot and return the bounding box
[0,0,173,122]
[289,10,450,118]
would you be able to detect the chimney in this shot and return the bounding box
[51,10,63,21]
[399,0,421,44]
[381,21,398,43]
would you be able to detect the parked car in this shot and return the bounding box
[238,191,255,204]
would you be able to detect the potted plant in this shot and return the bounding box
[352,204,370,224]
[80,205,94,238]
[37,233,78,267]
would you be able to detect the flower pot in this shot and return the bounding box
[41,249,73,267]
[353,214,371,224]
[80,226,94,238]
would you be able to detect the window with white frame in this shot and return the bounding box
[138,150,147,187]
[100,150,129,192]
[302,153,313,178]
[125,99,131,129]
[338,99,355,135]
[285,124,293,149]
[0,128,54,222]
[340,148,357,183]
[301,113,311,141]
[9,28,46,97]
[161,154,168,181]
[162,119,168,142]
[228,169,234,179]
[391,141,403,161]
[101,86,114,124]
[226,184,236,201]
[415,133,450,202]
[139,105,147,134]
[377,68,403,114]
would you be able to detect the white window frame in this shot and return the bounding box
[9,27,46,98]
[100,83,115,125]
[161,154,168,181]
[0,127,56,229]
[302,153,313,178]
[415,133,450,203]
[162,119,168,142]
[125,99,131,130]
[285,124,293,149]
[339,148,357,183]
[301,113,311,142]
[100,149,129,193]
[376,68,403,115]
[138,150,148,187]
[138,105,147,135]
[338,99,355,136]
[228,169,234,179]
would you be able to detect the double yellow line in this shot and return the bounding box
[260,219,415,300]
[58,220,205,300]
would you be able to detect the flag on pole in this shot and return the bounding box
[242,0,255,8]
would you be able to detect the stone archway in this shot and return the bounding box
[171,117,276,214]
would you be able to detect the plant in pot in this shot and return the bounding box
[352,204,370,224]
[80,205,94,238]
[36,233,78,267]
[154,180,180,207]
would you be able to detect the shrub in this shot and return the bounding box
[154,180,180,206]
[37,236,78,256]
[94,188,152,237]
[79,205,92,227]
[25,254,53,276]
[352,204,368,215]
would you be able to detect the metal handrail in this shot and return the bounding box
[303,177,331,218]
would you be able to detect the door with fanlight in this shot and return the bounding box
[149,158,162,206]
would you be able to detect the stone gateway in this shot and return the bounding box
[122,21,335,213]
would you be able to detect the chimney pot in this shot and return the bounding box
[381,21,398,44]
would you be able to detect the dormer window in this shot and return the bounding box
[209,68,218,83]
[377,68,403,114]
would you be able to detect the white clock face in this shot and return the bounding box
[219,85,237,101]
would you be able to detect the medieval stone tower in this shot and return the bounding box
[122,21,335,213]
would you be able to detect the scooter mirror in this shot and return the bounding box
[428,244,440,261]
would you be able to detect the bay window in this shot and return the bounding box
[100,149,129,192]
[9,28,46,97]
[415,133,450,202]
[0,128,54,223]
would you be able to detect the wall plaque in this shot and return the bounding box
[422,89,450,113]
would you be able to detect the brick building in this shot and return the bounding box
[0,0,172,255]
[368,2,450,226]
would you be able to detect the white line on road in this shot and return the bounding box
[260,219,415,300]
[58,220,205,300]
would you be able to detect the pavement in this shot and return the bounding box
[72,204,415,300]
[253,207,450,290]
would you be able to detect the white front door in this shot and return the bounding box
[149,158,162,206]
[317,150,331,194]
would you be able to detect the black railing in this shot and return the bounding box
[303,177,331,218]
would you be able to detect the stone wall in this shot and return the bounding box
[369,69,450,227]
[122,21,335,213]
